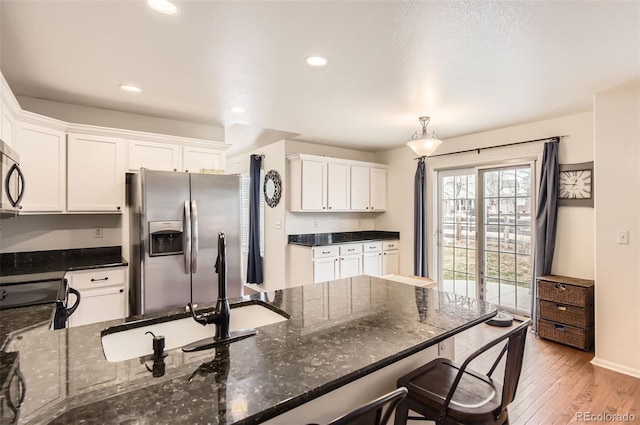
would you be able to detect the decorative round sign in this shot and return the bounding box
[263,169,282,208]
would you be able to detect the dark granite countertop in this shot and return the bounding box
[5,276,496,425]
[0,304,55,350]
[0,246,128,284]
[288,231,400,247]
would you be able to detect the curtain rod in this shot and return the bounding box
[422,135,567,159]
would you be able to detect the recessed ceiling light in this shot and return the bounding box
[147,0,178,15]
[229,107,245,113]
[305,56,327,67]
[119,84,142,93]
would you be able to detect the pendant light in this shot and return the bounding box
[406,116,443,158]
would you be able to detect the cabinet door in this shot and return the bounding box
[339,254,361,279]
[327,162,349,211]
[68,285,126,327]
[67,133,125,212]
[128,139,182,172]
[16,122,66,212]
[382,250,399,275]
[1,100,15,149]
[314,256,338,283]
[302,159,327,210]
[369,168,387,211]
[183,146,225,173]
[362,252,382,277]
[350,165,370,211]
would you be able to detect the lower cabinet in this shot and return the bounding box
[66,267,128,328]
[288,240,399,285]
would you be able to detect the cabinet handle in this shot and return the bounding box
[554,324,565,331]
[322,251,330,254]
[174,168,177,172]
[554,284,566,290]
[366,207,369,210]
[334,258,338,262]
[322,206,326,210]
[119,289,124,293]
[117,206,121,210]
[347,248,355,252]
[379,253,382,256]
[185,169,189,172]
[383,253,387,256]
[556,305,567,311]
[91,277,109,282]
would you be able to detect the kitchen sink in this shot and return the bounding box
[101,302,288,362]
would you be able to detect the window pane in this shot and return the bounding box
[499,225,515,252]
[442,200,455,223]
[499,280,516,309]
[485,198,499,224]
[442,176,455,199]
[516,255,532,282]
[500,170,516,196]
[485,251,499,279]
[517,168,531,196]
[516,226,531,254]
[500,253,516,281]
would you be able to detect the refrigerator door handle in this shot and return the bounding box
[191,200,199,273]
[184,200,192,274]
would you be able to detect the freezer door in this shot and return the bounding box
[190,173,243,304]
[140,170,192,313]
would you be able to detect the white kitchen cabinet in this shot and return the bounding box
[67,133,125,212]
[128,139,182,172]
[369,168,387,211]
[301,158,326,210]
[382,240,400,275]
[1,99,16,149]
[362,251,383,277]
[339,254,361,279]
[67,267,128,328]
[183,146,225,173]
[15,121,66,212]
[288,154,386,212]
[314,256,339,283]
[350,166,386,211]
[327,162,350,211]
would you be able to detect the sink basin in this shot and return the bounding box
[101,302,288,362]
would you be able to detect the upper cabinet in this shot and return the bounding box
[67,133,125,213]
[183,146,225,173]
[16,121,66,212]
[288,154,386,212]
[127,139,182,172]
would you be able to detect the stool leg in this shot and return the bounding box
[393,399,410,425]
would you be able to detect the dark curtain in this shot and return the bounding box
[247,154,264,284]
[414,158,428,277]
[531,140,559,332]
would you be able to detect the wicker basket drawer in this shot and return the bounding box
[539,300,593,328]
[538,279,593,307]
[538,319,594,351]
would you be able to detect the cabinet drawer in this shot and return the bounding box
[312,246,339,259]
[68,268,126,290]
[383,240,399,251]
[339,244,362,255]
[537,279,593,307]
[363,241,382,253]
[538,319,593,351]
[539,300,593,328]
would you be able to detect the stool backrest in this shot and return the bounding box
[326,387,408,425]
[500,322,528,410]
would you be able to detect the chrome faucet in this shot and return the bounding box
[183,232,256,352]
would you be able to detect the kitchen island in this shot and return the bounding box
[5,276,496,424]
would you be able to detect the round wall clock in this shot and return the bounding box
[558,161,593,207]
[263,169,282,208]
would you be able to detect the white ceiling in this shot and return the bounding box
[1,1,639,154]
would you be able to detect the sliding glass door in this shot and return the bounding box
[437,164,534,316]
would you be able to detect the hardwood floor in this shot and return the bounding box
[407,322,640,425]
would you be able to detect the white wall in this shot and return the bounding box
[0,214,122,253]
[16,96,225,142]
[374,112,595,279]
[591,80,640,378]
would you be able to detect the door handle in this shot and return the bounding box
[191,200,199,273]
[5,163,25,208]
[184,200,191,275]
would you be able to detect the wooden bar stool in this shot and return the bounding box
[394,320,531,425]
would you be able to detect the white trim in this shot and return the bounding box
[590,357,640,379]
[287,153,386,169]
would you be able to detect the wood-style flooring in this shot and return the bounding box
[408,322,640,425]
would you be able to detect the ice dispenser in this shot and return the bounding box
[149,221,183,256]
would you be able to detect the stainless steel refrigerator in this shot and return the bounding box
[129,169,242,315]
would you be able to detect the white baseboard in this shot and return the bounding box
[590,357,640,378]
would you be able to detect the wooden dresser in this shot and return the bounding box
[536,275,595,351]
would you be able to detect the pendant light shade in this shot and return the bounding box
[406,116,443,158]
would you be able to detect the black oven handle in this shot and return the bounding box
[67,287,81,317]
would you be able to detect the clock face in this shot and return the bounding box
[559,170,592,199]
